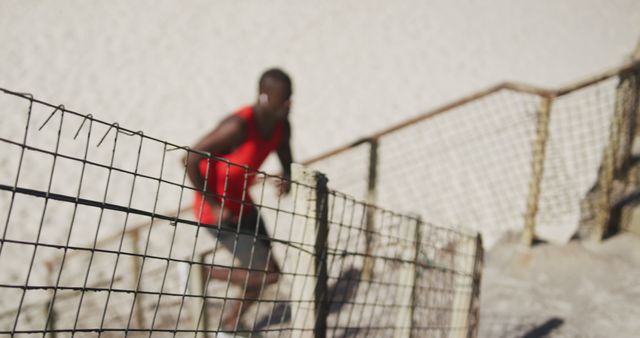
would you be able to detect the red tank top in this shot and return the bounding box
[194,106,284,224]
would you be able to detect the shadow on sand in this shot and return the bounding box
[253,267,362,332]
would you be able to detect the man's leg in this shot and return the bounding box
[215,257,280,330]
[208,208,281,330]
[210,258,279,288]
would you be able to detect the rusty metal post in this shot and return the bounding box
[592,81,627,241]
[448,233,479,338]
[621,84,640,190]
[466,235,483,338]
[620,68,640,233]
[290,164,325,335]
[408,217,422,338]
[314,172,330,338]
[608,55,640,235]
[363,139,378,279]
[616,74,640,175]
[522,97,553,246]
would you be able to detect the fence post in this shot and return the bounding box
[314,172,330,338]
[408,217,422,338]
[622,40,640,179]
[600,44,640,237]
[363,139,378,280]
[466,235,483,338]
[290,164,329,337]
[620,65,640,234]
[522,96,553,246]
[392,216,420,338]
[592,77,629,241]
[448,233,480,338]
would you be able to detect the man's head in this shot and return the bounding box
[256,68,293,121]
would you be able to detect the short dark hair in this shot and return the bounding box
[259,68,293,99]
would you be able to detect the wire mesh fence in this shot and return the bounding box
[0,88,482,337]
[308,61,640,248]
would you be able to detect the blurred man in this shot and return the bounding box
[185,68,293,331]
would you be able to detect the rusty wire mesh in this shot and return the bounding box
[0,88,481,337]
[308,63,640,247]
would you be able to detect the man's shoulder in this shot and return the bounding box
[221,105,252,125]
[218,110,248,132]
[232,105,254,120]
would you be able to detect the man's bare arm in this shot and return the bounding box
[184,116,246,206]
[276,120,293,195]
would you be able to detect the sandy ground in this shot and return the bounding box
[1,0,639,249]
[480,232,640,338]
[2,1,640,336]
[1,0,639,242]
[2,0,639,162]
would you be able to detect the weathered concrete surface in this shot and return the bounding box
[480,232,640,338]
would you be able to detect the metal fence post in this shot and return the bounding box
[620,68,640,234]
[448,234,480,338]
[600,46,640,237]
[290,164,329,337]
[522,96,553,246]
[620,40,640,178]
[314,172,330,338]
[408,217,423,338]
[592,78,628,241]
[363,139,378,279]
[466,235,483,338]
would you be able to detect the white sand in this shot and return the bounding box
[1,0,639,161]
[1,0,640,335]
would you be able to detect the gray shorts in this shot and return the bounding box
[206,207,273,271]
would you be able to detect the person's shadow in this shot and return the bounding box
[520,317,564,338]
[252,267,362,331]
[481,316,565,338]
